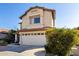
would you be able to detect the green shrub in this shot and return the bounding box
[4,39,12,44]
[0,38,13,45]
[0,40,8,46]
[45,28,78,56]
[74,30,79,45]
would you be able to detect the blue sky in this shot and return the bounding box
[0,3,79,29]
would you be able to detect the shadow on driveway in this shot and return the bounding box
[34,50,45,56]
[0,45,44,53]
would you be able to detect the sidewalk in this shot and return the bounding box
[21,48,45,56]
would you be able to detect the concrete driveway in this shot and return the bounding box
[0,44,45,56]
[0,44,79,56]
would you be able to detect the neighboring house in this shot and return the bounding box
[0,29,9,39]
[15,6,56,45]
[0,32,8,39]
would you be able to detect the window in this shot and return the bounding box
[30,15,40,24]
[31,33,33,35]
[28,33,30,35]
[34,33,36,35]
[22,34,24,36]
[34,17,40,23]
[25,34,27,36]
[38,33,40,35]
[41,33,44,35]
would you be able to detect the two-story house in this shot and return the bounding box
[15,6,56,45]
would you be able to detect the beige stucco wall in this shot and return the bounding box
[21,8,44,29]
[43,10,53,27]
[21,8,54,29]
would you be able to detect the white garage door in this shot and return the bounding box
[19,32,46,46]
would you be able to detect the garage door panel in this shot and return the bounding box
[20,35,46,45]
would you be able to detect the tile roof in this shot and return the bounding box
[0,29,9,32]
[19,6,56,19]
[17,27,52,33]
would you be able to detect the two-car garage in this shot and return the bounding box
[18,30,46,46]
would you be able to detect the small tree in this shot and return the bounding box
[45,28,78,56]
[5,29,16,44]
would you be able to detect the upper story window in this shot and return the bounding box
[34,16,40,23]
[30,15,40,24]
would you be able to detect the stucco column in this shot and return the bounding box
[15,34,17,43]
